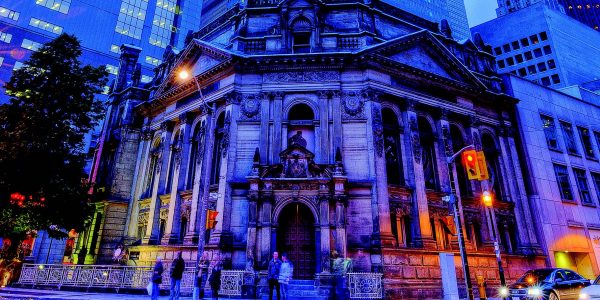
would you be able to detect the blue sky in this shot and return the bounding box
[464,0,498,27]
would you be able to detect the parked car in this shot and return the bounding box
[579,275,600,299]
[507,268,590,299]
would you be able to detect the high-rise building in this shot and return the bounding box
[496,0,600,31]
[472,3,600,89]
[0,0,202,103]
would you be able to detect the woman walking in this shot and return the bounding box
[209,261,222,300]
[278,253,294,300]
[151,257,164,300]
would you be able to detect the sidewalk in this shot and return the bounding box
[0,287,193,300]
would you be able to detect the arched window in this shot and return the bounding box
[165,130,181,194]
[211,113,226,185]
[291,17,312,53]
[186,121,203,189]
[418,117,438,190]
[450,125,472,197]
[142,138,161,198]
[382,109,403,185]
[482,133,504,201]
[287,103,315,152]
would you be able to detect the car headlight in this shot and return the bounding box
[580,293,590,300]
[498,286,509,297]
[527,287,542,296]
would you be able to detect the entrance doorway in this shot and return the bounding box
[277,203,316,279]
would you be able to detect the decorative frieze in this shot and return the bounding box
[263,71,340,83]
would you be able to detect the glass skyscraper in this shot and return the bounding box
[496,0,600,31]
[0,0,202,102]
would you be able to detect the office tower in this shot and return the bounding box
[496,0,599,31]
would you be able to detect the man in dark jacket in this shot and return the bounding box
[268,251,282,300]
[170,252,185,300]
[151,257,164,300]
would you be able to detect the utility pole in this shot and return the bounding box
[446,145,475,300]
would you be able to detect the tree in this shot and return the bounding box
[0,33,108,257]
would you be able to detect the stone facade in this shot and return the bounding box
[89,1,547,298]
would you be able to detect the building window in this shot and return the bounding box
[553,164,574,201]
[0,6,19,21]
[574,168,593,204]
[145,55,162,66]
[528,65,537,74]
[110,44,120,53]
[497,60,505,68]
[578,127,595,158]
[21,39,42,51]
[0,32,12,43]
[511,41,520,50]
[13,61,24,70]
[383,109,404,185]
[592,173,600,204]
[533,48,543,58]
[548,59,556,69]
[0,57,4,66]
[561,121,579,155]
[524,51,533,60]
[543,45,552,55]
[530,34,540,45]
[541,76,551,86]
[541,115,560,150]
[29,18,63,34]
[149,0,178,48]
[115,0,149,40]
[106,64,118,75]
[35,0,71,13]
[518,68,527,76]
[419,117,438,190]
[540,31,548,41]
[502,43,511,53]
[538,62,547,72]
[515,54,524,64]
[551,74,561,84]
[494,47,502,55]
[520,37,530,47]
[506,57,515,66]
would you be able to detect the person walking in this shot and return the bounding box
[278,253,294,300]
[209,261,222,300]
[169,252,185,300]
[268,251,282,300]
[151,257,164,300]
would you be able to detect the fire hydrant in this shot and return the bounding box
[476,275,487,300]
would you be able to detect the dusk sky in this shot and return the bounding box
[464,0,499,27]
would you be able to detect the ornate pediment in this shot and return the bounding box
[361,31,487,91]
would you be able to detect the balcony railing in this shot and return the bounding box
[347,272,384,299]
[18,264,244,296]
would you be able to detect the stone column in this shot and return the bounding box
[259,93,270,164]
[331,91,343,159]
[125,127,152,240]
[258,192,274,269]
[319,193,331,273]
[401,100,435,248]
[368,98,396,251]
[317,91,330,163]
[143,121,174,244]
[162,114,194,244]
[245,170,259,270]
[272,92,284,163]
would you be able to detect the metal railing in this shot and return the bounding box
[347,272,384,299]
[17,264,244,295]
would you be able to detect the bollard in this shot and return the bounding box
[476,275,487,300]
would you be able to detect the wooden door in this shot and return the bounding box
[277,203,315,279]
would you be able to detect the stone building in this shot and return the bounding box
[87,0,546,298]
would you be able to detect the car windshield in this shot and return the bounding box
[516,270,554,284]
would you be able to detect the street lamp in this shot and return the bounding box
[482,189,507,298]
[178,69,211,300]
[446,144,475,300]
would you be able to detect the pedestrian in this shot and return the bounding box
[209,261,222,300]
[151,257,164,300]
[278,253,294,300]
[331,251,345,300]
[268,251,282,300]
[169,252,185,300]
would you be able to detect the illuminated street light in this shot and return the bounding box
[178,70,190,80]
[482,190,494,207]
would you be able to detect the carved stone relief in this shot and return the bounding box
[341,91,365,120]
[240,94,262,121]
[372,106,384,157]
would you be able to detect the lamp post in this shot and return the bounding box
[482,190,507,297]
[179,70,211,300]
[446,144,475,300]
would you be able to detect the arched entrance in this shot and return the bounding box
[277,203,316,279]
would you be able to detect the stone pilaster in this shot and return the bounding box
[317,91,330,163]
[318,194,331,273]
[125,127,152,240]
[272,92,284,164]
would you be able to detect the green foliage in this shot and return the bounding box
[0,33,108,242]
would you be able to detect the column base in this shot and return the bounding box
[183,233,200,245]
[412,236,437,249]
[142,236,160,245]
[161,233,180,245]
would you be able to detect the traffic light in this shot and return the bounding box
[482,190,494,207]
[206,210,219,230]
[462,150,480,180]
[477,151,489,180]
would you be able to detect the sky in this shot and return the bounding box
[464,0,499,27]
